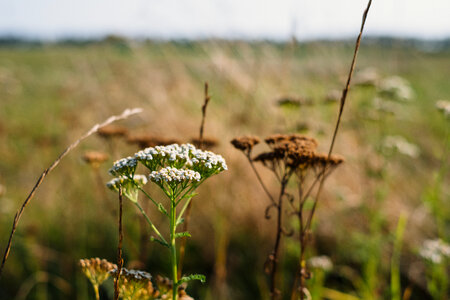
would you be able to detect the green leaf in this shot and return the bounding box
[176,218,185,226]
[178,274,206,285]
[175,232,191,239]
[158,203,168,216]
[150,236,169,248]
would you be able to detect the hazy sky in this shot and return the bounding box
[0,0,449,40]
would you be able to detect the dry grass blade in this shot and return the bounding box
[114,186,124,300]
[0,108,143,277]
[178,82,211,278]
[304,0,372,234]
[199,82,211,149]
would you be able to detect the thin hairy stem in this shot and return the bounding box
[114,186,124,300]
[0,108,142,277]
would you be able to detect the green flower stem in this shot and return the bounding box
[93,284,100,300]
[175,179,204,206]
[134,202,167,245]
[137,186,160,209]
[170,196,179,300]
[176,196,194,225]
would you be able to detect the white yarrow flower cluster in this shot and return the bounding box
[109,156,137,176]
[106,175,148,190]
[135,143,227,177]
[106,175,147,203]
[149,167,201,184]
[188,148,228,173]
[419,239,450,264]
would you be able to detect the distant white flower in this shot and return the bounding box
[383,135,420,158]
[109,156,137,176]
[379,76,414,101]
[419,239,450,264]
[149,167,201,184]
[308,255,333,271]
[436,100,450,118]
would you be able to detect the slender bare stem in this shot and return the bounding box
[304,0,372,235]
[0,108,142,277]
[269,177,288,300]
[178,82,211,278]
[247,154,276,205]
[114,186,124,300]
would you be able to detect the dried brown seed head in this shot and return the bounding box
[97,125,128,138]
[190,137,219,149]
[231,136,260,152]
[264,134,288,145]
[82,151,108,168]
[127,134,180,148]
[311,153,345,167]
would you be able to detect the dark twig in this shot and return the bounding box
[297,1,372,299]
[114,186,124,300]
[0,108,142,277]
[178,82,211,278]
[304,0,372,234]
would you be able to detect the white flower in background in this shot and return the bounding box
[419,239,450,264]
[308,255,333,271]
[383,135,420,158]
[106,175,147,202]
[435,100,450,118]
[109,156,137,177]
[379,76,414,101]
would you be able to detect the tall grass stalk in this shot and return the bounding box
[391,213,408,300]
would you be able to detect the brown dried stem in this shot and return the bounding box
[178,82,211,278]
[304,0,372,236]
[296,1,372,299]
[0,108,142,277]
[114,186,124,300]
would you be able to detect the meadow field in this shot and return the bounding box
[0,38,449,299]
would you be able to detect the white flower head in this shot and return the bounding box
[419,239,450,264]
[149,167,201,185]
[109,156,137,177]
[135,143,227,179]
[135,143,195,171]
[187,148,228,178]
[106,175,147,202]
